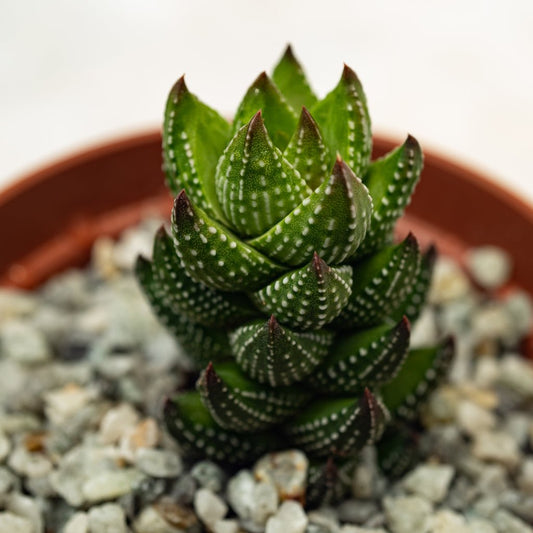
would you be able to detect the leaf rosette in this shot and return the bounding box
[137,46,452,471]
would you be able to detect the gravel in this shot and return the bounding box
[0,221,532,532]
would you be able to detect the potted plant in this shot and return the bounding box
[0,47,532,532]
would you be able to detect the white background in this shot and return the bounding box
[1,1,532,204]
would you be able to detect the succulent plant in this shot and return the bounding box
[136,46,452,477]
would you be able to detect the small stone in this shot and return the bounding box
[497,355,533,398]
[254,450,308,502]
[213,519,240,533]
[5,493,43,533]
[135,448,183,478]
[474,356,499,388]
[0,431,10,462]
[466,246,511,290]
[82,469,144,503]
[0,512,33,533]
[422,386,459,426]
[428,509,468,532]
[456,400,496,437]
[170,473,197,505]
[402,463,455,503]
[465,518,497,533]
[517,458,533,494]
[0,320,51,364]
[503,290,533,339]
[119,418,159,461]
[88,504,127,533]
[472,304,513,341]
[307,508,340,532]
[409,307,438,348]
[492,509,533,533]
[337,500,379,525]
[134,505,193,533]
[475,464,508,496]
[190,460,226,493]
[351,447,381,499]
[99,403,140,445]
[383,495,432,533]
[429,257,471,304]
[266,501,308,533]
[502,413,531,449]
[63,512,89,533]
[8,446,53,478]
[152,500,200,531]
[92,237,120,280]
[0,466,17,495]
[227,470,256,521]
[472,431,521,469]
[250,481,279,525]
[0,289,37,323]
[194,488,228,528]
[44,384,95,426]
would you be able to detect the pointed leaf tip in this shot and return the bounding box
[170,75,188,98]
[342,63,360,83]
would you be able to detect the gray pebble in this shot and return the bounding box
[191,460,226,493]
[88,504,127,533]
[135,448,183,478]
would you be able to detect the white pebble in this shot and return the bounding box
[88,504,127,533]
[0,320,51,364]
[99,403,140,444]
[135,448,183,478]
[265,501,308,533]
[466,246,511,290]
[428,509,468,532]
[0,512,33,533]
[456,400,496,437]
[213,519,240,533]
[0,431,10,463]
[498,355,533,398]
[82,469,144,503]
[472,431,521,469]
[402,463,455,503]
[383,495,433,533]
[194,488,227,528]
[429,257,471,304]
[5,493,43,533]
[63,512,89,533]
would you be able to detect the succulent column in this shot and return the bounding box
[136,47,452,472]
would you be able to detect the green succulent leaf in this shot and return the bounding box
[358,135,423,256]
[248,157,373,267]
[335,233,420,329]
[377,423,420,479]
[134,255,230,365]
[151,226,258,327]
[164,392,281,465]
[272,45,318,111]
[229,316,333,386]
[197,361,311,432]
[311,65,372,177]
[286,389,389,458]
[283,107,330,191]
[215,111,311,237]
[171,190,287,291]
[232,72,298,150]
[163,76,231,220]
[309,317,410,394]
[380,337,455,420]
[251,254,353,331]
[398,244,437,323]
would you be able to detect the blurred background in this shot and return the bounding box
[1,0,532,203]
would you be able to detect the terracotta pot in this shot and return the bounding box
[2,130,532,299]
